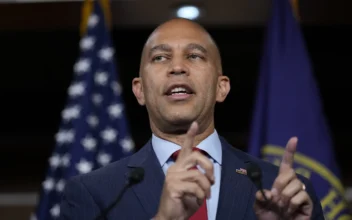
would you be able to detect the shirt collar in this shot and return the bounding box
[152,130,222,166]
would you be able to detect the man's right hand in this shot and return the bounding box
[154,122,215,220]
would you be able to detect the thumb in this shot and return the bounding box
[254,190,273,210]
[255,189,273,203]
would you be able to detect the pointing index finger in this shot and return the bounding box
[177,121,198,161]
[279,137,298,173]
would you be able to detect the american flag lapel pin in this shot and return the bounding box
[236,168,247,175]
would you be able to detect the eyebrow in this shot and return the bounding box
[149,44,172,57]
[148,43,208,57]
[186,43,207,54]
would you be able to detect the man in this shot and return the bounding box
[59,18,324,220]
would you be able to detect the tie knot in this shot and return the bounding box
[171,148,205,161]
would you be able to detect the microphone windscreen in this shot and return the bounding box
[128,167,145,185]
[246,162,262,186]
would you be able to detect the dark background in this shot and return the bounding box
[0,25,351,192]
[0,1,351,194]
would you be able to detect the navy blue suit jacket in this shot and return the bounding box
[59,136,324,220]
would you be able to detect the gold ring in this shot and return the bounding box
[302,184,306,191]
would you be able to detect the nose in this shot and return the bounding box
[168,57,188,76]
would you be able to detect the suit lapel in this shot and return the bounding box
[127,140,165,218]
[215,137,255,220]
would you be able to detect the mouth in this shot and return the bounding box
[164,84,195,100]
[165,84,195,96]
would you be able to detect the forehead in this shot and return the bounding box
[145,25,213,50]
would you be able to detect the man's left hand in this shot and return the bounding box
[254,137,313,220]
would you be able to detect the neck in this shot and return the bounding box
[150,118,215,147]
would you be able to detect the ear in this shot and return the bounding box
[132,77,146,106]
[216,75,230,103]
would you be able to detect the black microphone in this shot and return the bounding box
[94,167,145,220]
[246,162,268,202]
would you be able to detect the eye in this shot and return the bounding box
[152,55,167,62]
[188,54,203,60]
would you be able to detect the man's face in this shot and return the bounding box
[133,20,230,131]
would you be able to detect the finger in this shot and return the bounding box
[177,121,199,160]
[271,169,296,202]
[179,181,206,201]
[179,151,214,183]
[255,189,273,203]
[281,178,304,205]
[172,170,212,198]
[254,190,274,211]
[287,190,312,215]
[279,137,298,173]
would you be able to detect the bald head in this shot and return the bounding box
[140,18,222,75]
[146,18,214,45]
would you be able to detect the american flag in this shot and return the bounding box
[32,1,134,219]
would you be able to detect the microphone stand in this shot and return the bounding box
[94,167,144,220]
